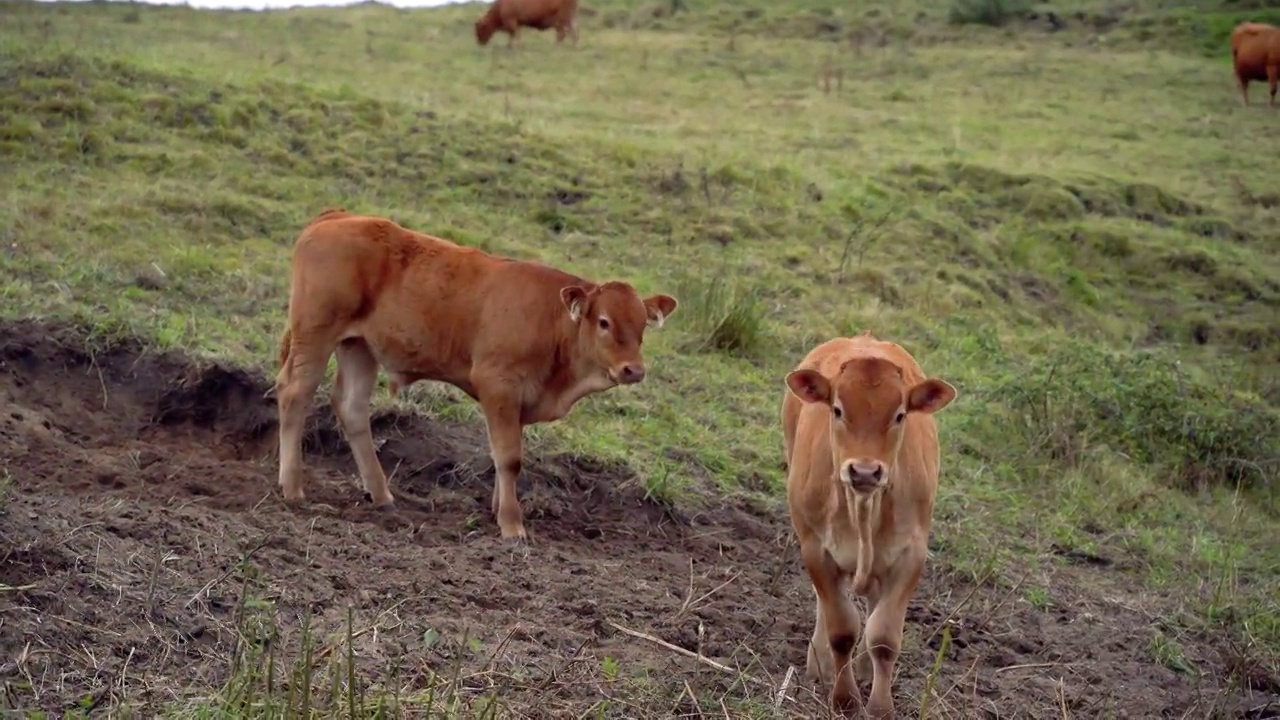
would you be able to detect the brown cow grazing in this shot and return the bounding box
[474,0,580,48]
[1231,21,1279,107]
[274,208,677,541]
[781,331,957,718]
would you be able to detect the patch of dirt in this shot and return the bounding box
[0,320,1272,717]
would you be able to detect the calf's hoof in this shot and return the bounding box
[498,529,531,559]
[831,693,865,719]
[829,674,865,718]
[500,527,528,541]
[867,698,894,720]
[362,491,396,511]
[498,520,530,545]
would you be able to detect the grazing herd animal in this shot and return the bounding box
[474,0,579,48]
[1231,20,1279,107]
[466,0,1277,111]
[263,11,1271,719]
[274,208,676,541]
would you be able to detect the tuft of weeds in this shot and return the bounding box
[947,0,1032,27]
[1151,627,1197,676]
[182,599,507,719]
[671,273,770,357]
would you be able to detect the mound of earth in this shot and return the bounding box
[0,320,1271,717]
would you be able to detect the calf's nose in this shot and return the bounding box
[842,460,885,490]
[618,363,646,384]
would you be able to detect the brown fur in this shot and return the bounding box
[1231,21,1280,107]
[475,0,580,48]
[274,210,677,541]
[781,332,957,718]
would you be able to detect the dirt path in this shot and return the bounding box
[0,320,1272,718]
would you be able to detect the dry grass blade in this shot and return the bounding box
[605,621,767,687]
[183,535,275,609]
[774,665,795,707]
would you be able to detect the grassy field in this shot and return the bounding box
[0,0,1278,716]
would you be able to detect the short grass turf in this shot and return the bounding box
[0,0,1277,715]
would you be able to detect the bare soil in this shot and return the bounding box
[0,320,1274,718]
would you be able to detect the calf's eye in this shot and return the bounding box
[833,406,843,419]
[894,411,906,424]
[598,318,610,330]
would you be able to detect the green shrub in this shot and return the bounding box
[982,343,1278,502]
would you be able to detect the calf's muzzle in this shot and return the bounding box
[841,459,885,492]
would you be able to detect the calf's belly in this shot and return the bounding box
[349,327,474,395]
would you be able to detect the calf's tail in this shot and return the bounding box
[278,327,292,371]
[267,326,293,401]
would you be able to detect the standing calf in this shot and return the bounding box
[781,332,957,718]
[274,208,677,541]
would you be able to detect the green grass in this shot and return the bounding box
[1,0,1277,715]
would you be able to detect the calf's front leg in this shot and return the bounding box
[800,538,863,715]
[478,390,528,541]
[863,542,926,719]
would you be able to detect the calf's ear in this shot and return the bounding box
[561,285,590,322]
[907,378,957,415]
[785,369,832,405]
[643,294,678,328]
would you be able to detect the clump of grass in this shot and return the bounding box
[947,0,1031,27]
[206,595,504,718]
[671,274,770,357]
[1150,627,1196,675]
[982,343,1278,503]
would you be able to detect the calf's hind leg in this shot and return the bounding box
[331,339,395,508]
[276,333,331,502]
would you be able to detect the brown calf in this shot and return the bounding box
[274,209,677,541]
[781,332,957,718]
[475,0,580,48]
[1231,21,1279,107]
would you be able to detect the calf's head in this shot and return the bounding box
[561,282,678,386]
[475,14,498,45]
[786,356,955,494]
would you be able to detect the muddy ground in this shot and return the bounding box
[0,320,1275,718]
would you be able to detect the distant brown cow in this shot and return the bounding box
[1231,21,1279,107]
[781,332,957,718]
[274,209,677,541]
[475,0,580,48]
